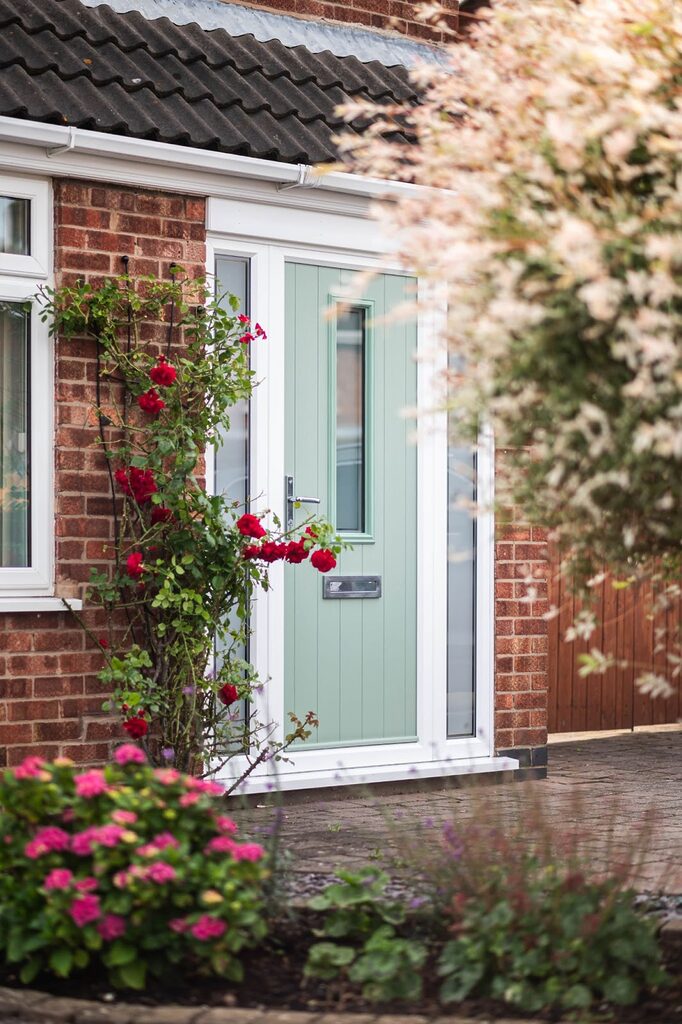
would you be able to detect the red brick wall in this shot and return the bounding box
[494,501,550,766]
[222,0,461,41]
[0,180,206,770]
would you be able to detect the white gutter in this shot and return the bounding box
[0,116,418,201]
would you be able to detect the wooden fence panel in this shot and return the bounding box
[548,570,681,733]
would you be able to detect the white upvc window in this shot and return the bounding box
[0,174,54,602]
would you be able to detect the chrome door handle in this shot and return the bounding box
[286,475,320,530]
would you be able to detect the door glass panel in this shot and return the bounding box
[0,197,29,255]
[447,444,476,736]
[336,306,366,533]
[215,257,249,509]
[0,302,30,566]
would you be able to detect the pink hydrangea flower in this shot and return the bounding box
[205,836,238,855]
[232,843,265,862]
[74,770,110,798]
[145,862,177,884]
[114,744,147,766]
[113,870,130,889]
[153,768,181,785]
[111,810,138,825]
[96,824,127,847]
[152,832,179,850]
[75,877,98,893]
[184,777,224,796]
[169,918,188,933]
[179,792,200,808]
[97,914,126,941]
[215,816,238,835]
[44,868,73,891]
[25,826,70,859]
[13,756,46,780]
[190,915,227,941]
[69,894,101,927]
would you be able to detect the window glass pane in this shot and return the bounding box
[0,303,30,567]
[447,444,476,736]
[336,306,365,533]
[214,258,250,726]
[0,197,29,255]
[215,257,249,509]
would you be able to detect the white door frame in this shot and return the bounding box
[207,194,512,793]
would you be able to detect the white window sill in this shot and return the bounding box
[0,597,83,613]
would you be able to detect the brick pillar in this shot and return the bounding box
[494,504,550,773]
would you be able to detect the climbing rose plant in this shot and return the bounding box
[42,272,343,777]
[338,0,681,696]
[0,749,268,988]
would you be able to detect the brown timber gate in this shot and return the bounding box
[548,571,682,733]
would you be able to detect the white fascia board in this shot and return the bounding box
[0,116,420,203]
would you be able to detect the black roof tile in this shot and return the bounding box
[0,0,416,163]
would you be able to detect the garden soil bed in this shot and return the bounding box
[1,918,680,1023]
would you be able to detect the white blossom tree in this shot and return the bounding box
[338,0,681,696]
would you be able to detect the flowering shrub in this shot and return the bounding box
[438,870,664,1013]
[338,0,681,690]
[387,787,664,1013]
[41,272,342,776]
[0,750,268,989]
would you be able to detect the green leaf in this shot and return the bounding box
[19,958,42,985]
[118,960,147,990]
[106,941,137,966]
[562,984,593,1009]
[603,975,639,1005]
[49,947,74,978]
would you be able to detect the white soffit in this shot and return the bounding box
[79,0,448,67]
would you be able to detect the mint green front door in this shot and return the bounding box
[284,263,418,747]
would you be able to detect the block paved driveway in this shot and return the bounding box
[237,731,682,894]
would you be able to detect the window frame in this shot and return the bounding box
[0,175,53,597]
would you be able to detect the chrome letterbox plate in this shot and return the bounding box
[322,575,382,600]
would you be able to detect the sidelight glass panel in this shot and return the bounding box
[215,257,249,509]
[0,197,29,255]
[336,306,366,533]
[214,257,250,726]
[0,303,30,567]
[447,443,476,736]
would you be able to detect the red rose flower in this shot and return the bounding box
[259,541,288,563]
[122,716,148,739]
[242,544,261,560]
[115,467,157,505]
[255,323,267,340]
[98,636,109,649]
[236,513,266,539]
[150,506,173,525]
[218,683,239,707]
[149,355,177,387]
[285,539,309,564]
[238,314,250,324]
[311,549,336,573]
[125,552,145,579]
[239,332,255,345]
[138,388,165,415]
[305,526,318,539]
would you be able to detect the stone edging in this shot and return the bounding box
[0,987,551,1024]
